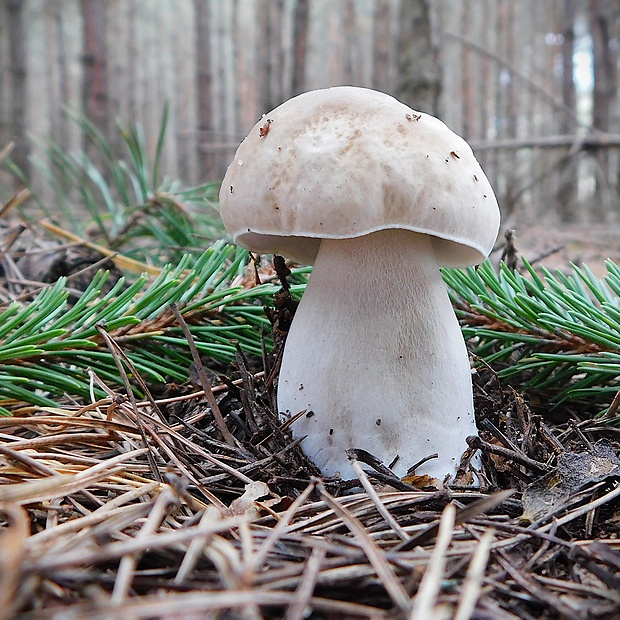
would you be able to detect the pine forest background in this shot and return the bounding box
[2,0,620,228]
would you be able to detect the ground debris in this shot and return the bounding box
[1,241,620,618]
[0,358,617,619]
[522,440,620,522]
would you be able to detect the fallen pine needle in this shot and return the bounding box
[410,503,456,619]
[454,528,495,620]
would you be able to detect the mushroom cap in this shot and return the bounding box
[219,86,500,268]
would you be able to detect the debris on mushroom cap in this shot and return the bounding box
[219,86,500,268]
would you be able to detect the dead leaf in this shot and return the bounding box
[522,440,620,523]
[229,481,272,516]
[401,474,443,490]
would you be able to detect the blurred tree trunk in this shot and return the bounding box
[499,0,517,214]
[81,0,108,137]
[257,0,273,112]
[460,4,473,137]
[590,0,616,220]
[372,0,391,92]
[194,0,215,179]
[396,0,442,114]
[255,0,285,112]
[291,0,309,95]
[590,0,614,133]
[557,0,578,222]
[7,0,27,173]
[342,0,357,84]
[269,0,285,107]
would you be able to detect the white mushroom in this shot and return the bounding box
[219,86,500,480]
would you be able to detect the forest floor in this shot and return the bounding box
[2,220,620,619]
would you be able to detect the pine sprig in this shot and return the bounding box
[0,242,309,414]
[8,105,225,265]
[444,259,620,410]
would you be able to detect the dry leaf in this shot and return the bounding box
[522,440,620,522]
[229,481,272,516]
[401,474,443,490]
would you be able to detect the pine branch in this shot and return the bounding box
[8,106,225,265]
[443,259,620,410]
[0,242,309,413]
[4,221,620,416]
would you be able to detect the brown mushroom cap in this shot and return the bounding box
[219,86,500,268]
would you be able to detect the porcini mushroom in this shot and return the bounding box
[219,86,500,479]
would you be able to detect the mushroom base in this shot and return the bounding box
[277,229,478,480]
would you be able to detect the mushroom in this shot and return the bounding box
[219,86,500,480]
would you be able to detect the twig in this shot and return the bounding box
[96,323,162,481]
[394,489,515,552]
[467,435,552,473]
[539,484,620,533]
[112,486,179,603]
[348,456,410,542]
[170,303,237,447]
[249,480,316,572]
[603,387,620,419]
[284,546,328,620]
[38,219,161,276]
[174,506,222,584]
[527,244,565,267]
[0,503,28,620]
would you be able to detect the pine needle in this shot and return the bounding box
[444,258,620,410]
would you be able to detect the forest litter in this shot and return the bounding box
[0,227,620,619]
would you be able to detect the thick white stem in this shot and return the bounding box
[277,229,477,479]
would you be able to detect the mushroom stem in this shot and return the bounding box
[278,228,476,479]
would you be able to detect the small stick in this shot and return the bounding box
[467,435,552,473]
[316,479,412,614]
[407,453,439,475]
[284,546,327,620]
[540,484,620,533]
[528,244,565,267]
[175,506,222,584]
[603,387,620,418]
[112,486,178,603]
[96,324,161,481]
[170,303,236,447]
[569,419,594,450]
[453,528,495,620]
[249,480,316,572]
[500,229,520,271]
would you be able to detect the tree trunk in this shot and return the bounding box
[7,0,27,173]
[590,0,615,220]
[194,0,215,180]
[590,0,614,133]
[256,0,276,112]
[372,0,391,93]
[557,0,578,222]
[291,0,309,95]
[81,0,108,139]
[395,0,442,115]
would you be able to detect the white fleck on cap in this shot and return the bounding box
[220,86,500,268]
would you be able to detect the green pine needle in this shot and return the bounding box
[444,258,620,411]
[4,242,620,416]
[0,241,309,412]
[10,107,225,265]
